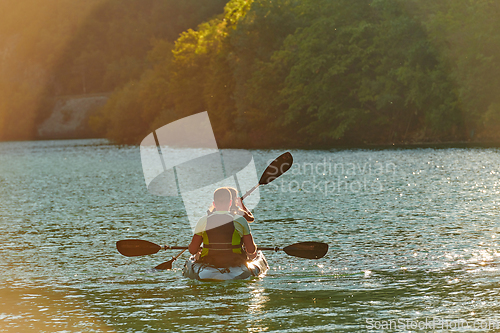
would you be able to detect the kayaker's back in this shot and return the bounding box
[197,212,247,268]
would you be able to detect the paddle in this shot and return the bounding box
[117,239,328,260]
[241,151,293,200]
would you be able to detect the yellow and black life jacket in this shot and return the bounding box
[200,213,246,267]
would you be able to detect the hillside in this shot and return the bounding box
[2,0,500,147]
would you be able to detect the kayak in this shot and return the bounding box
[182,250,269,281]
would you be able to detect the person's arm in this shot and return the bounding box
[242,210,254,223]
[242,234,257,259]
[188,234,203,255]
[238,198,255,222]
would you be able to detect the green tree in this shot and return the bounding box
[242,0,460,145]
[417,0,500,140]
[93,0,500,146]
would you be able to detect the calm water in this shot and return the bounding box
[1,139,500,332]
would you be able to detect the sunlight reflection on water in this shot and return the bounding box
[2,140,500,331]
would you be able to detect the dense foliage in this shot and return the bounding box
[95,0,500,146]
[2,0,500,146]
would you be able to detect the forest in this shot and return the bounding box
[1,0,500,147]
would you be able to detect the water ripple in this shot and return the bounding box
[2,141,500,331]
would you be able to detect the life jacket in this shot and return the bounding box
[200,213,246,268]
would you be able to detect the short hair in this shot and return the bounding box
[225,187,238,200]
[213,187,231,205]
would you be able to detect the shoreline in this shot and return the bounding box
[3,137,500,150]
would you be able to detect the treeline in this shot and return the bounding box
[0,0,226,141]
[93,0,500,147]
[2,0,500,147]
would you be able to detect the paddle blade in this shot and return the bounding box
[283,242,328,259]
[116,239,161,257]
[259,152,293,185]
[154,259,174,270]
[154,249,186,270]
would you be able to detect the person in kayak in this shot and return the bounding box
[188,187,257,268]
[206,187,254,223]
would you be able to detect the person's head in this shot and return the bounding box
[213,187,232,211]
[225,187,240,213]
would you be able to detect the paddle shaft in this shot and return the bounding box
[162,245,188,250]
[121,242,315,252]
[157,245,287,249]
[241,184,259,201]
[259,247,282,251]
[160,244,319,253]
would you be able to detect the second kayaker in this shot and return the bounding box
[188,187,257,268]
[227,187,255,223]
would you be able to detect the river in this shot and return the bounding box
[1,139,500,332]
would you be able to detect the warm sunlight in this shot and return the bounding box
[3,0,500,332]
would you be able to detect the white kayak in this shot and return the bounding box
[182,251,269,281]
